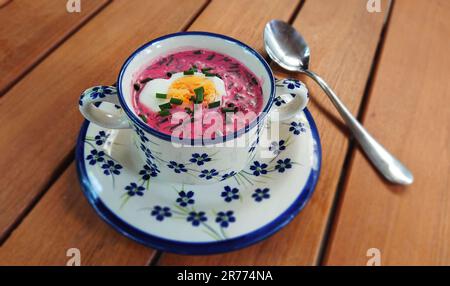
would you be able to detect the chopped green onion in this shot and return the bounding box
[221,107,238,113]
[159,109,170,117]
[138,114,147,123]
[208,101,221,109]
[201,67,213,73]
[156,93,167,99]
[194,86,204,103]
[159,102,172,110]
[170,98,183,105]
[183,70,194,75]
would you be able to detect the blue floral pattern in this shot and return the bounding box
[86,149,105,165]
[269,140,286,155]
[88,86,115,100]
[151,206,172,221]
[274,96,286,107]
[94,130,109,145]
[221,186,239,202]
[187,211,208,226]
[176,191,195,207]
[249,161,268,176]
[199,169,219,180]
[101,160,123,175]
[134,126,149,143]
[189,153,211,166]
[125,182,145,197]
[283,79,301,90]
[167,161,187,173]
[289,122,307,135]
[139,164,159,180]
[252,188,270,202]
[140,144,155,160]
[215,211,236,228]
[275,158,292,173]
[221,171,237,181]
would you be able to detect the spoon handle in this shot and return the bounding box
[301,69,413,185]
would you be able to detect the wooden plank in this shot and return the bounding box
[325,0,450,266]
[159,0,390,265]
[0,0,110,95]
[188,0,300,54]
[0,0,206,242]
[0,164,155,265]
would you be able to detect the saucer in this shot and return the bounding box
[75,102,321,254]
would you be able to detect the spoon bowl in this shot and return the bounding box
[264,19,310,71]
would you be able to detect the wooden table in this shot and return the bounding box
[0,0,448,266]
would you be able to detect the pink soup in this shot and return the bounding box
[132,49,264,139]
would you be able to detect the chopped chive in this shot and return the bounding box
[138,114,147,123]
[170,98,183,105]
[201,67,213,72]
[159,102,172,110]
[156,93,167,99]
[227,102,235,107]
[208,101,221,109]
[140,77,153,84]
[183,70,194,75]
[159,109,170,117]
[221,107,238,113]
[133,83,140,91]
[194,86,204,103]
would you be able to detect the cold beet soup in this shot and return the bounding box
[131,49,264,139]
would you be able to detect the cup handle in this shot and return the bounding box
[78,85,131,129]
[270,78,309,121]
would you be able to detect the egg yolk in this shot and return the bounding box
[168,76,216,104]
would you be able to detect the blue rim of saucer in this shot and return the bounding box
[117,31,275,146]
[75,108,321,255]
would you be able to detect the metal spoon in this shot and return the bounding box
[264,20,413,185]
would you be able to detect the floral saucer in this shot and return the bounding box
[75,103,321,254]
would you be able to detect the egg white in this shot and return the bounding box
[138,72,226,112]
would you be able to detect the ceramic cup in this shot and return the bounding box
[78,32,308,185]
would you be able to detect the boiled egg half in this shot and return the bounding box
[138,72,226,111]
